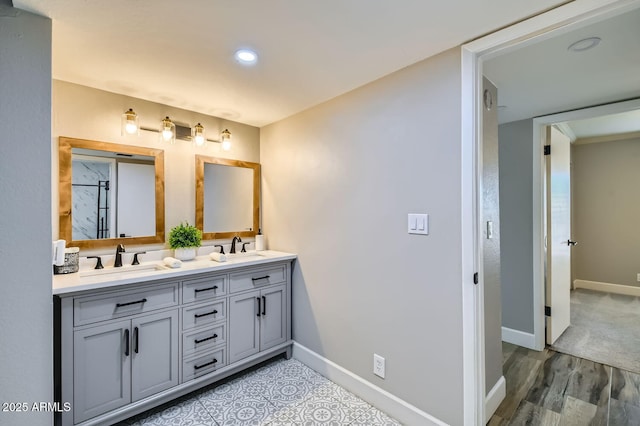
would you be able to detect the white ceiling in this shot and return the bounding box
[567,109,640,140]
[14,0,567,127]
[484,7,640,137]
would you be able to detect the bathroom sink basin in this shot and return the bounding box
[79,263,167,277]
[226,252,266,262]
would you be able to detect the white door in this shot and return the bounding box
[545,126,574,344]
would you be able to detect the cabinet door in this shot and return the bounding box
[260,284,287,350]
[73,319,131,424]
[131,310,179,402]
[229,291,260,363]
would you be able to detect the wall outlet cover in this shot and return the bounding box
[373,353,385,378]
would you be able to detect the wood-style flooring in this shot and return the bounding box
[489,342,640,425]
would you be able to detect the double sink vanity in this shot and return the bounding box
[54,136,296,425]
[54,250,296,426]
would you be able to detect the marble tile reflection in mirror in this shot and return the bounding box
[195,155,260,240]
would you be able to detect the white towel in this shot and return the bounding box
[163,257,182,268]
[210,252,227,262]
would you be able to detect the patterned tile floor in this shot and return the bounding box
[118,356,402,425]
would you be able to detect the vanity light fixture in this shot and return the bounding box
[120,109,232,150]
[192,123,206,147]
[160,116,176,144]
[121,108,139,136]
[221,129,232,151]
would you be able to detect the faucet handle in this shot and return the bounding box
[132,252,146,265]
[87,256,104,270]
[241,242,250,253]
[214,244,225,255]
[117,244,126,252]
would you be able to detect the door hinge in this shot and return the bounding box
[545,306,551,316]
[473,273,479,285]
[544,145,551,155]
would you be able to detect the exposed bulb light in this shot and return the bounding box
[568,37,601,52]
[121,108,139,136]
[192,123,206,147]
[234,49,258,65]
[160,116,176,144]
[221,128,232,151]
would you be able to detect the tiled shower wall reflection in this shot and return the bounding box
[72,159,112,240]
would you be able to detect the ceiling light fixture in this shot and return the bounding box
[121,108,139,136]
[567,37,601,52]
[234,49,258,65]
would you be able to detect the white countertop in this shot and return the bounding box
[53,250,296,295]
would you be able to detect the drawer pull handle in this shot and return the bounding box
[251,275,270,282]
[194,285,219,294]
[194,358,218,370]
[194,334,218,344]
[124,329,130,357]
[262,295,266,315]
[134,327,139,354]
[194,310,218,319]
[116,298,147,308]
[256,297,261,317]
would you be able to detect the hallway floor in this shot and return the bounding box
[489,342,640,425]
[118,356,402,425]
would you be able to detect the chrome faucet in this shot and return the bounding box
[114,244,126,267]
[230,236,242,254]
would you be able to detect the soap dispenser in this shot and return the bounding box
[255,229,265,251]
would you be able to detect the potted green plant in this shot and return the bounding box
[168,222,202,261]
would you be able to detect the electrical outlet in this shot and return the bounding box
[373,354,385,379]
[637,273,640,282]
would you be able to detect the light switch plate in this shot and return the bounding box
[408,214,429,235]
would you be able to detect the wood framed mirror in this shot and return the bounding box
[59,136,165,249]
[195,155,260,240]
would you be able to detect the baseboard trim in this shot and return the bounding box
[502,326,536,349]
[485,376,506,423]
[574,280,640,297]
[292,342,448,426]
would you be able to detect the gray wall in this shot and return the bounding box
[482,78,503,394]
[573,137,640,287]
[499,119,535,334]
[0,3,53,425]
[261,48,464,425]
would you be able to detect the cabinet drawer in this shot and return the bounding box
[229,265,286,293]
[182,348,226,382]
[182,323,226,357]
[74,283,179,326]
[182,300,226,330]
[182,275,227,304]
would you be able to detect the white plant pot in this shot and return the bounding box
[174,247,197,261]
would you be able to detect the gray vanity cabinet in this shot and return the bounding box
[56,258,293,426]
[73,319,131,423]
[228,264,288,364]
[72,310,179,424]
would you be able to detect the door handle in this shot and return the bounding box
[256,297,261,317]
[262,296,266,316]
[567,240,578,246]
[134,327,139,354]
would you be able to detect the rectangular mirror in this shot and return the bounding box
[195,155,260,240]
[59,137,165,249]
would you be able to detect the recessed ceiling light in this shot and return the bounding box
[234,49,258,65]
[567,37,601,52]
